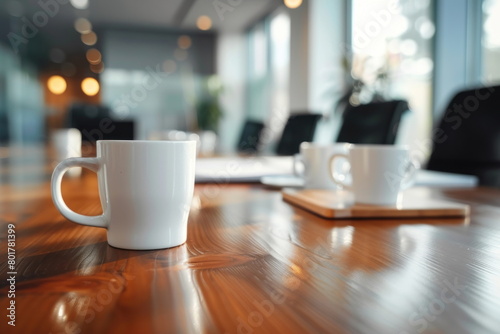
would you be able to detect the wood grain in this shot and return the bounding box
[1,161,500,333]
[282,188,469,218]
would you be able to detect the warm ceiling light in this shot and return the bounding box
[81,77,100,96]
[74,18,92,34]
[86,48,102,65]
[178,35,192,50]
[90,62,104,74]
[196,16,212,30]
[47,75,67,95]
[284,0,302,9]
[81,31,97,46]
[70,0,88,10]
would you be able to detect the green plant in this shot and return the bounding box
[196,75,223,133]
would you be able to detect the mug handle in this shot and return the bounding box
[51,157,108,228]
[293,154,305,177]
[329,153,352,190]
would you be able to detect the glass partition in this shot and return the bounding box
[246,10,290,150]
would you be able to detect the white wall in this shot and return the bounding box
[308,0,347,143]
[288,3,309,112]
[433,0,469,120]
[433,0,484,120]
[216,33,247,154]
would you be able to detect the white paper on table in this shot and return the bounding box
[414,169,478,187]
[195,156,294,183]
[196,156,479,188]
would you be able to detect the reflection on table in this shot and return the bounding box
[0,149,499,334]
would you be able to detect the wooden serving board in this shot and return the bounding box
[282,188,469,219]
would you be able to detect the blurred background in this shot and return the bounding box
[0,0,499,155]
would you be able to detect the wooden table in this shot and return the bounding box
[1,166,500,333]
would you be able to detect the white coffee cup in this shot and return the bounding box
[330,145,417,205]
[51,128,82,177]
[51,140,197,250]
[294,142,350,190]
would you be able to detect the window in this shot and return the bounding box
[247,22,269,120]
[350,0,434,149]
[246,10,290,148]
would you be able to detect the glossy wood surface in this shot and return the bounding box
[1,157,500,333]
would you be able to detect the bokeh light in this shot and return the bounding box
[47,75,67,95]
[81,32,97,46]
[70,0,88,10]
[196,16,212,30]
[86,49,102,65]
[74,18,92,34]
[284,0,303,9]
[178,35,192,50]
[81,77,100,96]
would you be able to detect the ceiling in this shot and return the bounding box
[0,0,282,68]
[0,0,280,32]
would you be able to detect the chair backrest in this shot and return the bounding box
[336,100,409,145]
[66,103,134,142]
[276,113,322,156]
[427,85,500,186]
[66,103,110,141]
[0,112,8,143]
[237,120,265,153]
[102,121,135,140]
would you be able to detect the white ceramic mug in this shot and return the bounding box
[330,145,417,205]
[51,140,197,250]
[294,142,350,190]
[51,128,82,177]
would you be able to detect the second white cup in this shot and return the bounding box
[330,145,417,205]
[294,142,350,190]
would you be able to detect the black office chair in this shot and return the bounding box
[426,85,500,187]
[336,100,409,145]
[66,103,135,142]
[275,113,322,155]
[0,112,9,143]
[237,120,264,153]
[102,121,135,140]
